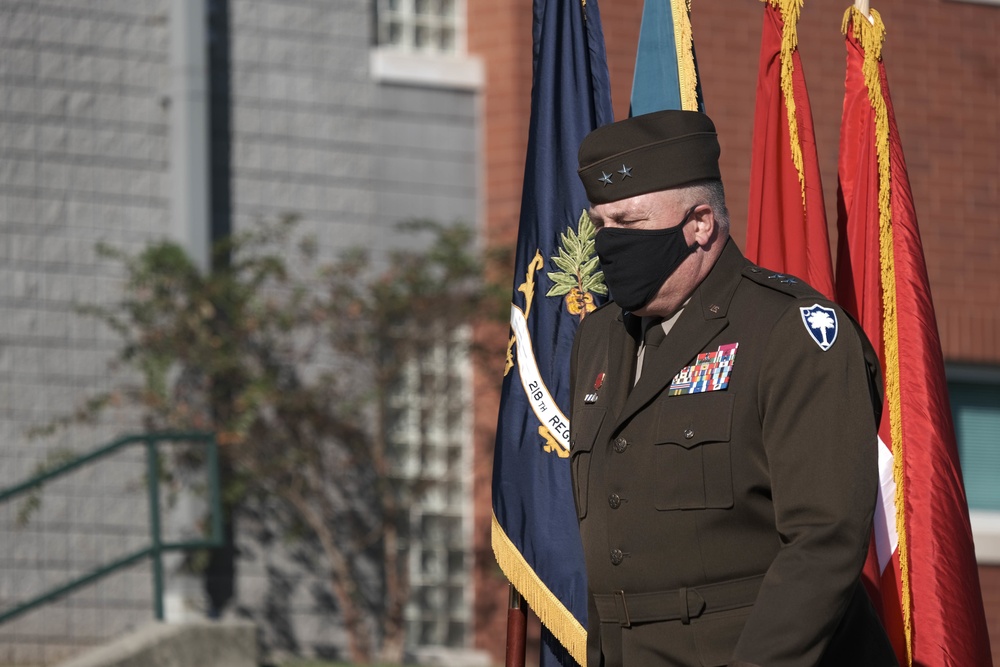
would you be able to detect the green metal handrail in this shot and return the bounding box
[0,431,224,624]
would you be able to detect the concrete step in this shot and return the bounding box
[52,621,256,667]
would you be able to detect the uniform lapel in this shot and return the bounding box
[613,240,746,432]
[605,310,638,424]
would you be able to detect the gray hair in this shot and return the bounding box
[684,179,730,234]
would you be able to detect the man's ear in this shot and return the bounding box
[690,204,717,246]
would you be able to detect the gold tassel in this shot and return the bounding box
[492,513,588,664]
[842,8,912,665]
[672,0,699,111]
[763,0,806,208]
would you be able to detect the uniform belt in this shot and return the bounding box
[592,574,765,627]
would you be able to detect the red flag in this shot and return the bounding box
[836,8,993,666]
[745,0,835,299]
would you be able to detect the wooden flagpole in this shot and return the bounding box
[505,584,528,667]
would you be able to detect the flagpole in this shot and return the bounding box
[853,0,870,17]
[504,584,528,667]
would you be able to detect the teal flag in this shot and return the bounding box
[630,0,704,115]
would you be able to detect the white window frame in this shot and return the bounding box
[369,49,483,90]
[375,0,466,55]
[370,0,483,90]
[389,326,474,649]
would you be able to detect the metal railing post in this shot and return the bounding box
[146,436,165,621]
[206,435,224,545]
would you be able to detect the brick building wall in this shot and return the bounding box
[466,0,531,660]
[471,0,1000,663]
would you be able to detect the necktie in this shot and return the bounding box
[634,320,665,385]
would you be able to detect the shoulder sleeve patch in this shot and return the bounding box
[799,304,839,351]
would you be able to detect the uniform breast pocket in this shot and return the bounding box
[653,392,735,511]
[570,407,606,520]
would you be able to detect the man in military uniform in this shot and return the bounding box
[569,110,897,667]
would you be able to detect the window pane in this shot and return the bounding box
[387,21,403,46]
[377,0,459,53]
[390,331,471,648]
[414,25,431,49]
[439,27,455,51]
[949,382,1000,510]
[447,620,465,645]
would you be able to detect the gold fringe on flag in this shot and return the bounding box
[672,0,699,111]
[842,8,912,665]
[492,513,588,664]
[763,0,806,208]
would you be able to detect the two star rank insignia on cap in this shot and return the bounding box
[668,343,739,396]
[599,164,633,187]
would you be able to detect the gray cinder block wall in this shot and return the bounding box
[1,2,173,663]
[1,0,480,663]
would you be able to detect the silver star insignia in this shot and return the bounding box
[599,171,613,186]
[618,164,632,178]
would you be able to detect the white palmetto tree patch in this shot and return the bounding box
[800,304,839,351]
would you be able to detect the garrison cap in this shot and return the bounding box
[578,110,721,204]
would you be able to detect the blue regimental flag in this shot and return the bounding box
[630,0,704,116]
[490,0,613,663]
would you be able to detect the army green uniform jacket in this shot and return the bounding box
[570,241,896,667]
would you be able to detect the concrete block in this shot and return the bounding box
[92,55,125,87]
[122,23,148,54]
[43,273,76,303]
[39,161,73,191]
[6,193,38,225]
[40,197,69,227]
[91,20,126,52]
[412,646,493,667]
[122,94,162,125]
[39,529,71,564]
[2,158,37,189]
[66,90,100,119]
[260,2,310,33]
[45,640,85,665]
[69,529,102,565]
[0,119,37,152]
[1,4,39,42]
[53,620,258,667]
[98,568,132,603]
[70,601,104,638]
[0,346,11,374]
[0,46,35,80]
[3,84,38,116]
[2,640,44,666]
[9,233,41,262]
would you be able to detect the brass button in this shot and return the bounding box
[613,437,628,453]
[683,429,694,440]
[610,549,624,565]
[608,493,621,509]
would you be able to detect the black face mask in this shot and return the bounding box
[595,205,699,312]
